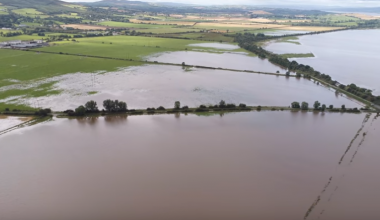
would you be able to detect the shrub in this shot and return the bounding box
[257,106,262,111]
[182,106,189,110]
[219,100,226,108]
[199,105,207,109]
[239,103,247,108]
[157,106,166,111]
[291,102,300,109]
[75,106,86,116]
[226,103,236,108]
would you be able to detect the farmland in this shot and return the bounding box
[0,49,140,110]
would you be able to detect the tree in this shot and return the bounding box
[341,105,346,110]
[117,101,127,111]
[219,100,226,108]
[75,105,86,116]
[103,99,115,112]
[182,62,185,66]
[174,101,181,109]
[85,100,98,112]
[313,101,321,110]
[291,102,300,109]
[321,104,326,112]
[329,105,334,109]
[301,102,309,110]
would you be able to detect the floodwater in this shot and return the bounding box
[0,116,31,131]
[265,29,380,94]
[263,30,310,36]
[189,42,240,50]
[1,65,361,111]
[147,51,290,73]
[1,111,380,219]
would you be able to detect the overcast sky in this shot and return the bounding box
[62,0,380,7]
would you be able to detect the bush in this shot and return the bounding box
[199,105,207,109]
[239,103,247,108]
[226,104,236,108]
[5,108,9,112]
[257,106,262,111]
[182,106,189,110]
[219,100,226,108]
[36,108,52,116]
[157,106,166,111]
[75,106,86,116]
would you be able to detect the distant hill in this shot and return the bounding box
[0,0,81,14]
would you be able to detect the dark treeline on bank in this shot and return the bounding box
[234,31,380,106]
[65,99,252,116]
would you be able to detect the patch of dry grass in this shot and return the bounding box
[276,26,346,31]
[130,19,195,26]
[343,13,380,20]
[195,22,287,29]
[61,24,108,30]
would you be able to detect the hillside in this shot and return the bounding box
[0,0,81,14]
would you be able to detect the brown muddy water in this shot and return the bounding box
[1,112,379,220]
[2,65,361,111]
[0,116,32,131]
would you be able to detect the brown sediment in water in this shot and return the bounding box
[1,112,376,220]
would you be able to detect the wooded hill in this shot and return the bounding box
[0,0,81,14]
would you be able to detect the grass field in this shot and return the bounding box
[167,32,235,42]
[0,49,140,110]
[276,26,345,31]
[137,28,199,34]
[280,53,315,58]
[61,24,108,30]
[98,21,174,29]
[35,36,212,60]
[0,34,45,43]
[130,19,196,26]
[62,4,87,11]
[12,8,49,18]
[343,13,380,20]
[12,8,43,15]
[56,13,82,18]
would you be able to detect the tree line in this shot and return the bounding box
[291,101,360,112]
[234,32,380,106]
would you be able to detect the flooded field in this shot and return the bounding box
[0,65,361,111]
[265,29,380,94]
[0,116,32,131]
[189,42,240,50]
[148,51,289,73]
[1,112,379,220]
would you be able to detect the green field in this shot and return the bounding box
[138,27,199,34]
[280,53,315,58]
[98,21,173,29]
[56,13,81,18]
[176,32,235,42]
[35,36,209,60]
[0,34,44,42]
[12,8,49,18]
[0,49,140,110]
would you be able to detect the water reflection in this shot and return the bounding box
[76,116,100,125]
